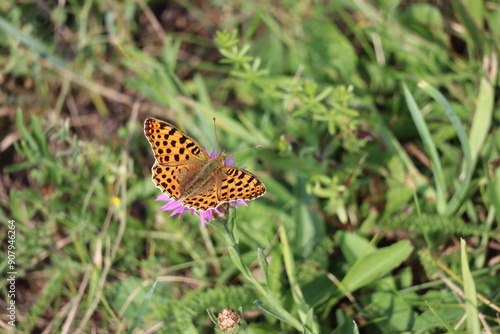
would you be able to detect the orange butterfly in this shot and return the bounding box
[144,118,266,212]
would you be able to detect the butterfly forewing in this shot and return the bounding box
[144,118,208,165]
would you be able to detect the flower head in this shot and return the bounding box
[155,149,248,227]
[217,307,242,333]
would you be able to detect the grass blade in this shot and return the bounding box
[403,83,447,214]
[424,301,459,334]
[0,17,67,68]
[468,57,496,166]
[126,280,158,334]
[461,239,480,334]
[417,81,473,216]
[280,224,319,333]
[451,0,485,54]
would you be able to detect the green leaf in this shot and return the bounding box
[469,68,495,166]
[292,178,324,258]
[403,83,447,214]
[366,291,418,332]
[451,0,485,54]
[461,239,480,334]
[417,81,473,216]
[336,231,376,265]
[341,237,413,293]
[331,309,357,334]
[417,302,460,334]
[280,224,318,332]
[253,300,306,332]
[228,246,252,281]
[206,308,218,326]
[257,248,269,286]
[126,280,158,334]
[0,17,67,68]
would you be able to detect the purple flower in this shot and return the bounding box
[155,149,248,227]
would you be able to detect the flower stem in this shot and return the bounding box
[212,209,308,332]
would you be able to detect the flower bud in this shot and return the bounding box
[217,307,241,333]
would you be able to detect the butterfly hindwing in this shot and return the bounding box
[182,179,220,211]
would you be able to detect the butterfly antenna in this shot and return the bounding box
[212,117,222,152]
[232,145,263,156]
[212,117,263,155]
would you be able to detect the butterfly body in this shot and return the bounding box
[177,153,225,198]
[144,118,266,212]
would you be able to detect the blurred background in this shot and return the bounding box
[0,0,499,333]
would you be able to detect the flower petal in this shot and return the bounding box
[160,200,183,211]
[156,194,172,201]
[225,155,234,166]
[199,212,207,227]
[232,199,248,207]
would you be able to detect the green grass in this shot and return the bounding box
[1,1,499,333]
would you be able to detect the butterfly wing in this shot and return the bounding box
[217,166,266,203]
[151,161,190,200]
[182,178,220,211]
[182,167,266,211]
[145,118,209,200]
[144,118,209,166]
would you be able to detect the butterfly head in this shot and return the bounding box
[208,148,230,166]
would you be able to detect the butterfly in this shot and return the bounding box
[144,118,266,211]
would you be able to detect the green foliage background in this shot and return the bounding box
[0,1,499,333]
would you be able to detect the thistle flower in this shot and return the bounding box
[155,149,249,227]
